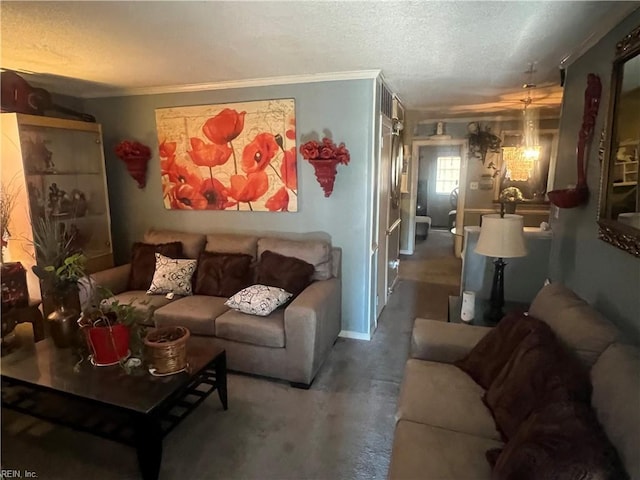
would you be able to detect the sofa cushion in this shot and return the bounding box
[256,250,315,297]
[143,228,206,259]
[215,308,285,348]
[195,251,253,297]
[484,326,592,440]
[257,237,332,281]
[205,234,259,259]
[153,296,230,336]
[591,343,640,480]
[109,291,175,326]
[455,312,544,389]
[388,420,501,480]
[128,242,183,291]
[147,254,197,296]
[225,284,292,317]
[528,283,620,368]
[492,401,629,480]
[396,359,501,441]
[412,318,491,362]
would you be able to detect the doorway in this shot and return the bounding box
[417,145,460,228]
[407,139,468,254]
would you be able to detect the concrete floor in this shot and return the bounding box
[1,231,461,480]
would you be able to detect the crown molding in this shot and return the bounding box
[82,70,382,98]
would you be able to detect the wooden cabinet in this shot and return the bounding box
[1,113,114,297]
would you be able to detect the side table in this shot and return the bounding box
[1,298,45,348]
[448,295,529,327]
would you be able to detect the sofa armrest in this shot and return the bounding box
[88,264,131,296]
[411,318,491,363]
[284,278,341,385]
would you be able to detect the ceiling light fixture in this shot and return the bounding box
[502,63,541,182]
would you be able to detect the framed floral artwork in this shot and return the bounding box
[155,99,297,211]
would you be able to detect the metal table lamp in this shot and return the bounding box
[475,213,527,324]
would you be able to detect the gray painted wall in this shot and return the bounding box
[549,11,640,342]
[462,227,553,303]
[83,79,376,334]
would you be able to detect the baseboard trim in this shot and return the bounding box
[339,330,371,341]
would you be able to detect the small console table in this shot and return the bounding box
[1,298,45,349]
[448,295,529,327]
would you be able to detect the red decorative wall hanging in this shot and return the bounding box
[114,140,152,188]
[299,137,350,198]
[548,73,602,208]
[308,158,341,197]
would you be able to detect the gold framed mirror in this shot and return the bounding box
[598,25,640,257]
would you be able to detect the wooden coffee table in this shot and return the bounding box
[1,336,227,480]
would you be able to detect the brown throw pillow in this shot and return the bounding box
[128,242,183,291]
[256,250,315,297]
[455,312,548,389]
[484,327,592,440]
[492,402,629,480]
[194,252,253,297]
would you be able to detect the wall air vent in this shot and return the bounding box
[380,82,393,119]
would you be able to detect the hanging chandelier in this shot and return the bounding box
[502,64,541,182]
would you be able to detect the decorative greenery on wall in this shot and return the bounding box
[467,122,502,173]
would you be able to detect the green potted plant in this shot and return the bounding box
[27,213,89,347]
[78,285,152,366]
[30,215,85,311]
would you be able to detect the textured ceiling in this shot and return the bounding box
[1,1,638,114]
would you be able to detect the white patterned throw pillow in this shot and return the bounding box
[225,284,292,316]
[147,253,197,296]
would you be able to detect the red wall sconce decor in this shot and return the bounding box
[548,73,602,209]
[299,137,350,197]
[114,140,152,189]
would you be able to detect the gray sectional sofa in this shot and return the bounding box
[388,283,639,479]
[89,229,342,388]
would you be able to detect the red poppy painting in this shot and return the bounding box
[155,99,297,211]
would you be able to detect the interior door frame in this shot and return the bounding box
[375,117,394,324]
[407,138,468,254]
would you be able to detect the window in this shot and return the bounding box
[435,156,461,194]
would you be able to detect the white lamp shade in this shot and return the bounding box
[475,214,528,258]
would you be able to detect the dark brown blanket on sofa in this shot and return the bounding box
[489,402,629,480]
[483,325,592,440]
[455,312,552,389]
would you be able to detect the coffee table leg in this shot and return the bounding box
[215,351,228,410]
[135,415,163,480]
